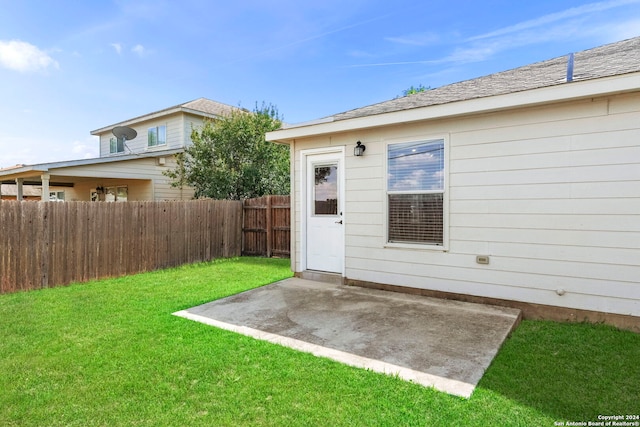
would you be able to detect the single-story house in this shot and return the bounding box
[267,37,640,330]
[0,98,238,201]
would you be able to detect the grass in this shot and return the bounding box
[1,257,638,426]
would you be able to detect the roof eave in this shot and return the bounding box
[0,165,47,180]
[180,107,223,120]
[0,148,183,179]
[90,107,185,135]
[91,101,235,136]
[267,72,640,142]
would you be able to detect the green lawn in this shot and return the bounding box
[1,257,638,426]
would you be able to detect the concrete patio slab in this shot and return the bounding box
[173,278,521,398]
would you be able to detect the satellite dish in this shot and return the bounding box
[112,126,137,141]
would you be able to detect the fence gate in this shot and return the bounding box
[242,195,290,257]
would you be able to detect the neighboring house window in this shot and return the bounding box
[49,191,65,201]
[148,125,166,147]
[105,186,128,202]
[110,137,124,153]
[387,139,445,245]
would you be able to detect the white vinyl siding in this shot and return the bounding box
[291,92,640,318]
[183,114,206,148]
[99,113,185,157]
[98,112,211,157]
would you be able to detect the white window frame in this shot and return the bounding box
[110,137,124,154]
[49,191,65,201]
[384,135,449,251]
[148,125,167,147]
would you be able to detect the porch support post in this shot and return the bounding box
[41,173,50,201]
[16,178,23,200]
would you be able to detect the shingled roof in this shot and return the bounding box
[330,36,640,122]
[91,98,240,134]
[180,98,242,117]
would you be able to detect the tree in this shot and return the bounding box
[402,84,430,96]
[165,103,289,200]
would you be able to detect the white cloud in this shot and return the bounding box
[385,32,440,46]
[0,138,37,167]
[350,0,640,69]
[468,0,640,41]
[0,40,59,72]
[348,49,376,59]
[110,43,122,54]
[0,134,99,167]
[436,45,497,65]
[71,138,99,159]
[445,0,640,64]
[597,18,640,41]
[132,44,147,56]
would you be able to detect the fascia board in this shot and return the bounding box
[0,149,183,180]
[267,72,640,142]
[91,107,184,135]
[180,108,223,120]
[0,166,47,179]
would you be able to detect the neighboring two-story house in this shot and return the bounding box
[0,98,238,201]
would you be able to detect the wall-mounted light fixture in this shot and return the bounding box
[354,141,366,157]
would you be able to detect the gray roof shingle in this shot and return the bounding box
[180,98,241,116]
[91,98,240,134]
[331,37,640,122]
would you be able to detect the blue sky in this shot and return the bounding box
[1,0,639,167]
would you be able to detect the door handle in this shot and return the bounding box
[335,220,343,224]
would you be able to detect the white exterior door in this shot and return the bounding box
[305,151,344,273]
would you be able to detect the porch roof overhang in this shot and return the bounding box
[266,72,640,143]
[0,148,182,183]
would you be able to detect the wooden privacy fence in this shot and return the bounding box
[242,195,290,258]
[0,200,242,294]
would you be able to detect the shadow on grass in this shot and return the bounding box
[478,320,640,421]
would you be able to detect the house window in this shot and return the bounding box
[49,191,65,201]
[110,137,124,153]
[387,139,445,245]
[105,186,128,202]
[148,125,166,147]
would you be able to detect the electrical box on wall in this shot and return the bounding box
[476,255,490,265]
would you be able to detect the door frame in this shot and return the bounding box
[299,146,346,276]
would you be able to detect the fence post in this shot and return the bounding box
[39,202,49,289]
[266,196,272,258]
[241,198,246,257]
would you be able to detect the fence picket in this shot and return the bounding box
[0,197,290,294]
[242,195,290,258]
[0,200,244,293]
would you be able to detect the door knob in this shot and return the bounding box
[335,220,343,224]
